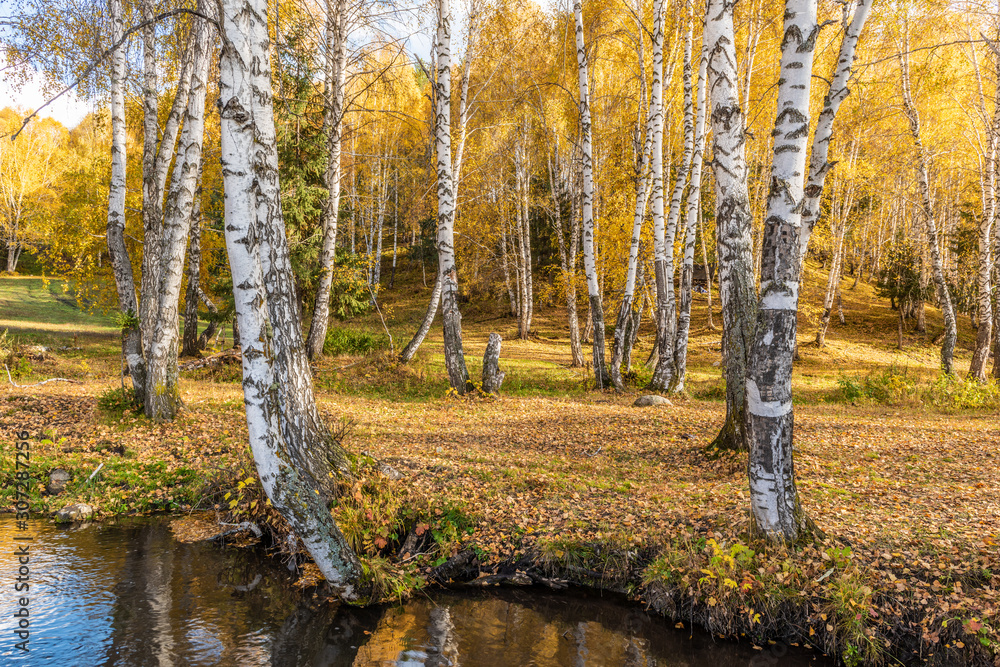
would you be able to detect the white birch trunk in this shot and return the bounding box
[574,0,607,388]
[650,13,694,391]
[610,9,658,391]
[217,0,362,597]
[436,0,470,392]
[798,0,872,263]
[744,0,817,543]
[672,41,709,393]
[140,33,195,362]
[305,0,349,359]
[106,0,146,406]
[704,0,756,451]
[899,35,958,374]
[145,12,213,421]
[973,41,1000,381]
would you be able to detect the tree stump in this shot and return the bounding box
[481,333,505,394]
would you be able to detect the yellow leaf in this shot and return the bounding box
[809,627,815,636]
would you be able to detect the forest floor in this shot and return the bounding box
[0,263,998,666]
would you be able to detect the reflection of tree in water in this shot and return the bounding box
[425,606,459,667]
[269,599,380,667]
[100,520,176,666]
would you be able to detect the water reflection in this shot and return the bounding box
[0,518,830,666]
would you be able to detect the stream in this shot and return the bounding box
[0,516,832,666]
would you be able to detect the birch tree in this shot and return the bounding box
[145,10,213,421]
[704,0,756,451]
[798,0,873,264]
[649,12,694,392]
[305,0,349,360]
[898,27,958,375]
[105,0,147,405]
[610,0,658,391]
[574,0,608,388]
[217,0,362,596]
[744,0,817,542]
[139,27,195,368]
[400,6,476,365]
[672,38,708,393]
[970,36,1000,381]
[436,0,471,392]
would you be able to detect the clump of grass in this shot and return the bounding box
[837,363,915,403]
[693,379,727,401]
[97,386,141,417]
[920,375,1000,410]
[361,555,425,602]
[826,569,883,666]
[323,327,390,357]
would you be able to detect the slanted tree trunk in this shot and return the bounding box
[217,0,362,597]
[181,190,203,358]
[704,0,756,451]
[481,333,505,393]
[574,0,607,388]
[699,206,716,330]
[400,273,441,363]
[672,39,708,393]
[145,12,213,421]
[798,0,871,264]
[197,288,219,350]
[106,0,146,406]
[899,32,958,375]
[305,0,349,360]
[400,10,475,365]
[745,0,818,544]
[436,0,470,393]
[649,11,694,391]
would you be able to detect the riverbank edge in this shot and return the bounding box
[13,502,991,667]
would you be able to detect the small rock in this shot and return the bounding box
[378,463,404,480]
[46,469,71,495]
[633,395,672,407]
[510,571,533,586]
[54,503,93,524]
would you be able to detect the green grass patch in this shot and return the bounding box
[323,327,391,356]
